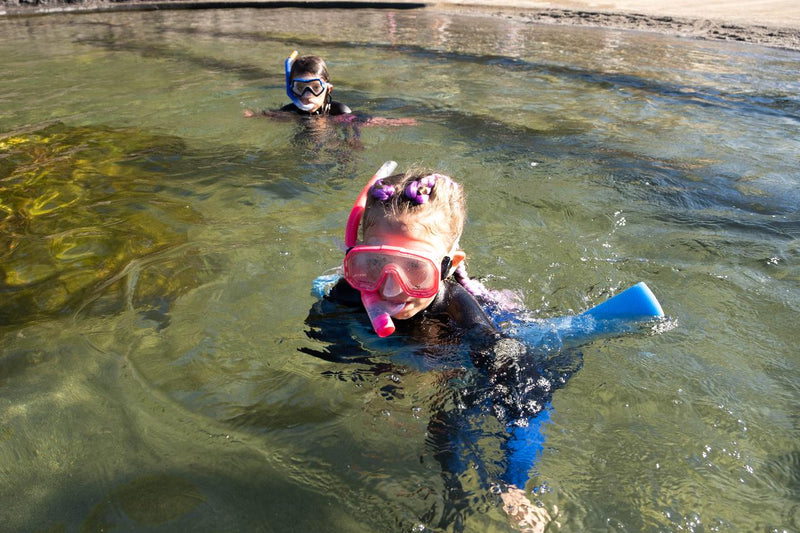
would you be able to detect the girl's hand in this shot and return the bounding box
[501,487,556,533]
[361,117,418,127]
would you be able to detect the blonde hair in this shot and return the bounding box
[362,169,466,249]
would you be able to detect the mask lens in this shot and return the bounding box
[291,78,325,97]
[345,251,391,288]
[344,247,439,297]
[394,254,436,291]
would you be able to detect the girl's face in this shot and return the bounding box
[362,216,464,320]
[291,70,329,113]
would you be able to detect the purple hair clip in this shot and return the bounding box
[372,180,395,202]
[404,173,449,204]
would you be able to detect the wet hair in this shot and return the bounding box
[360,168,521,309]
[290,55,330,82]
[358,169,525,311]
[362,169,466,250]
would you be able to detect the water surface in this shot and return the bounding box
[1,7,798,532]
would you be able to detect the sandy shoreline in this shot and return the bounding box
[448,3,800,51]
[1,0,799,51]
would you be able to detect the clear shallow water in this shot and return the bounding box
[1,7,798,532]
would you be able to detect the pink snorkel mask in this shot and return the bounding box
[345,161,400,337]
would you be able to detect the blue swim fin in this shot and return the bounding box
[580,282,664,321]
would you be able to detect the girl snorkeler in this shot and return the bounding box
[281,52,351,116]
[306,162,562,531]
[244,51,416,126]
[244,52,349,118]
[306,162,665,531]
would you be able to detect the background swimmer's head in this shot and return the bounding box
[289,55,332,113]
[362,169,466,253]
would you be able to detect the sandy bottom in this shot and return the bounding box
[1,0,799,51]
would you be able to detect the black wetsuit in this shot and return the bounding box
[304,275,584,421]
[281,100,352,116]
[329,277,496,335]
[302,277,580,529]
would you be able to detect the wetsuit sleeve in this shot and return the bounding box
[434,281,498,335]
[329,101,352,115]
[327,277,362,306]
[438,282,566,488]
[302,278,378,365]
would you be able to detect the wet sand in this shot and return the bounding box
[442,0,800,51]
[1,0,799,51]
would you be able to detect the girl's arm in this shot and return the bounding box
[243,109,296,120]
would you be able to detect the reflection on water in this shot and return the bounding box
[0,7,798,533]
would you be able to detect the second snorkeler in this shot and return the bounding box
[244,51,416,126]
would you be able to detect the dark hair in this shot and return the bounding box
[290,56,330,82]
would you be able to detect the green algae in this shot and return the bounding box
[0,122,211,324]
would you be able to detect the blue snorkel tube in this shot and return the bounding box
[285,50,316,112]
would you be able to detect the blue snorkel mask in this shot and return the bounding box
[285,50,326,112]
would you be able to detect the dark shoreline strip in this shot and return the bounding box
[1,1,427,17]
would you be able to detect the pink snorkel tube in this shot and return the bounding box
[345,161,400,337]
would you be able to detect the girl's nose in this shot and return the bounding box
[379,272,404,298]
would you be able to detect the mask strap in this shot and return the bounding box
[440,240,461,280]
[440,256,452,280]
[345,161,398,247]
